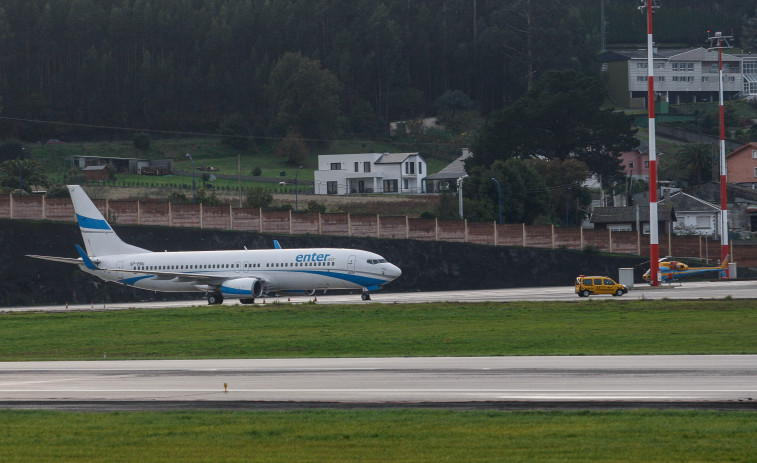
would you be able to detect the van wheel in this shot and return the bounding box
[615,289,624,297]
[581,290,590,297]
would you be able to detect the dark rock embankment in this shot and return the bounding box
[1,219,647,306]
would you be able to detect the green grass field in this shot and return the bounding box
[1,409,755,462]
[2,300,756,361]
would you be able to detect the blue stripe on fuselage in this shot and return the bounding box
[76,214,111,231]
[118,275,156,285]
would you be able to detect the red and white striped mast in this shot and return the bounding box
[640,0,660,286]
[707,30,733,273]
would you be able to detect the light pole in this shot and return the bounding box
[186,153,196,204]
[491,177,502,225]
[18,148,25,196]
[295,165,303,212]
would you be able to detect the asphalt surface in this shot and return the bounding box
[4,280,757,313]
[0,356,755,410]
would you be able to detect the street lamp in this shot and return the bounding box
[295,165,303,212]
[491,177,502,225]
[186,153,196,204]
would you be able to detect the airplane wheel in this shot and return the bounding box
[581,290,590,298]
[361,293,371,301]
[615,289,624,297]
[240,298,255,304]
[208,293,223,305]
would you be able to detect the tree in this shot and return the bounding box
[470,69,636,184]
[267,52,341,142]
[132,132,151,151]
[219,113,251,150]
[0,159,50,194]
[464,158,551,224]
[275,129,310,166]
[675,143,714,186]
[244,187,273,209]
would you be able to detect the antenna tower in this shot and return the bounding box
[707,30,733,275]
[639,0,660,286]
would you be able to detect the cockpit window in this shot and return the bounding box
[367,259,388,264]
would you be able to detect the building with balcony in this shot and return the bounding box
[314,152,427,195]
[601,47,757,108]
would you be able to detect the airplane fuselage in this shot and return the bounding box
[84,248,398,295]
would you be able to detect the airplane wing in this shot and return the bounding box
[99,267,230,285]
[26,255,83,265]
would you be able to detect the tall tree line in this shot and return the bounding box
[0,0,752,142]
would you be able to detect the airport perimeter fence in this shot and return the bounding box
[3,193,756,266]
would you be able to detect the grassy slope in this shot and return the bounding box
[2,300,756,361]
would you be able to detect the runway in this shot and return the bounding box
[4,280,757,313]
[0,356,755,410]
[3,283,757,410]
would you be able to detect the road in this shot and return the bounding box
[3,280,757,313]
[0,356,755,410]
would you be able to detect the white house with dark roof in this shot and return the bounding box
[424,148,472,193]
[314,152,427,195]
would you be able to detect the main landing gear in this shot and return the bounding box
[207,293,224,305]
[239,298,256,304]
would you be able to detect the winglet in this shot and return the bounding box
[75,244,99,270]
[273,240,282,249]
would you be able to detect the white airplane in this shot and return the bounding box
[27,185,402,304]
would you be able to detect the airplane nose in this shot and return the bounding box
[386,263,402,279]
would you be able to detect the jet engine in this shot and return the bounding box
[221,278,265,298]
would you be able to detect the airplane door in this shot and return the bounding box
[347,255,356,274]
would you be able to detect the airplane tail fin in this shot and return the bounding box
[68,185,149,257]
[721,254,730,268]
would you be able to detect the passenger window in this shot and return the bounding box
[603,279,613,285]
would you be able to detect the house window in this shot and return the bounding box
[657,76,665,82]
[754,167,757,178]
[702,76,709,82]
[327,181,338,194]
[354,162,359,172]
[656,63,665,69]
[405,162,415,174]
[672,63,679,71]
[330,163,341,170]
[687,63,694,71]
[728,76,735,83]
[383,179,398,192]
[644,161,649,168]
[418,162,423,174]
[696,216,710,229]
[364,162,371,173]
[637,76,647,82]
[636,62,647,69]
[752,150,757,159]
[629,161,635,169]
[687,76,695,82]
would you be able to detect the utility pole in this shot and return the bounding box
[639,0,660,286]
[707,30,733,276]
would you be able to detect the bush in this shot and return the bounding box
[252,167,262,176]
[306,200,327,213]
[132,132,151,151]
[244,187,273,208]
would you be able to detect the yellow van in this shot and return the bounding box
[575,276,628,297]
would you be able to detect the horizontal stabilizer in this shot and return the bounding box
[26,255,82,265]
